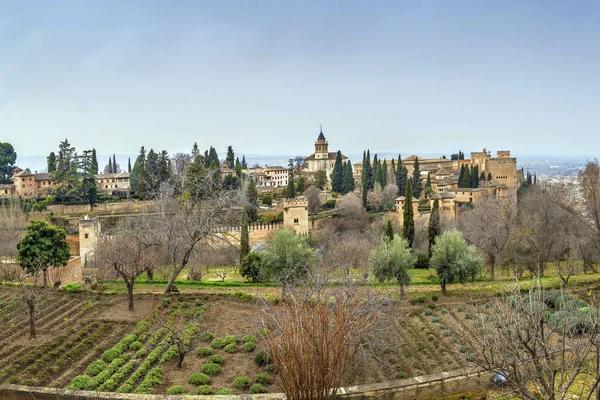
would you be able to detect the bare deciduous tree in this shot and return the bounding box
[0,199,27,281]
[449,285,600,400]
[305,186,321,223]
[579,160,600,264]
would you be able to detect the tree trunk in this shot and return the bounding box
[146,268,154,281]
[28,303,36,339]
[441,280,447,296]
[489,256,495,281]
[126,281,135,311]
[178,352,185,368]
[43,269,48,287]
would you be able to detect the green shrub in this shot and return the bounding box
[166,385,186,395]
[431,316,440,323]
[122,334,137,345]
[101,348,122,363]
[207,354,224,364]
[443,330,451,337]
[255,373,272,385]
[250,383,267,394]
[197,347,213,357]
[254,349,270,366]
[224,335,237,344]
[439,324,446,330]
[451,337,458,343]
[199,331,214,342]
[135,366,163,394]
[223,343,237,353]
[264,364,276,373]
[160,346,178,363]
[411,295,427,305]
[431,295,439,301]
[189,373,210,385]
[414,253,430,269]
[85,360,106,376]
[459,345,466,353]
[243,334,257,343]
[215,388,233,395]
[441,308,449,314]
[457,306,464,312]
[243,342,257,352]
[233,376,250,389]
[201,362,221,375]
[135,348,147,358]
[424,309,433,316]
[196,385,213,395]
[129,341,142,351]
[210,338,226,349]
[465,313,472,319]
[66,375,97,390]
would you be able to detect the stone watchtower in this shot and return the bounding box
[283,197,309,235]
[79,216,101,267]
[314,125,329,159]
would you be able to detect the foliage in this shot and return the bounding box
[233,376,251,389]
[85,360,106,376]
[196,385,213,395]
[262,194,273,207]
[243,341,257,352]
[383,219,394,242]
[241,252,262,283]
[430,230,482,295]
[189,373,211,385]
[370,235,415,291]
[196,347,213,357]
[250,383,267,394]
[101,349,123,363]
[254,349,270,366]
[255,373,272,385]
[342,161,355,194]
[223,343,238,353]
[207,354,224,364]
[166,385,185,395]
[66,375,97,391]
[414,253,430,269]
[411,159,421,198]
[215,389,233,395]
[401,180,415,247]
[201,362,221,375]
[428,199,440,256]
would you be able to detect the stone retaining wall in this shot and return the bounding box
[0,368,487,400]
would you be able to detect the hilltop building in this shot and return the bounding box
[304,126,348,181]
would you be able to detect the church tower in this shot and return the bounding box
[314,125,329,159]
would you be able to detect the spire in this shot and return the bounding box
[317,125,326,141]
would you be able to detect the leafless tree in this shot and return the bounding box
[151,177,244,294]
[305,185,321,219]
[338,193,365,219]
[94,220,159,311]
[369,182,384,210]
[261,286,381,400]
[0,199,27,280]
[16,268,42,339]
[579,160,600,262]
[214,269,228,282]
[449,284,600,400]
[459,197,515,280]
[382,183,399,204]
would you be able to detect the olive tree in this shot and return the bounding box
[370,234,416,295]
[430,229,482,295]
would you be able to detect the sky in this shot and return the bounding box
[2,0,600,164]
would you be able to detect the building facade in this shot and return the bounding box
[304,127,348,181]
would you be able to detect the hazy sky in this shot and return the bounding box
[2,0,600,160]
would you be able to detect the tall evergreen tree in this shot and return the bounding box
[80,150,97,205]
[51,139,82,202]
[390,159,396,185]
[488,172,492,181]
[191,142,200,158]
[245,178,259,221]
[286,159,295,199]
[383,219,394,242]
[158,150,171,185]
[226,146,235,168]
[297,177,305,193]
[361,151,370,207]
[342,161,355,194]
[112,154,117,174]
[428,199,440,257]
[130,146,150,198]
[402,180,415,248]
[241,155,247,169]
[47,152,57,173]
[90,149,98,174]
[331,150,343,193]
[375,159,385,189]
[371,154,378,190]
[471,165,479,188]
[128,158,131,173]
[425,173,432,196]
[411,159,421,198]
[464,165,471,188]
[235,157,242,177]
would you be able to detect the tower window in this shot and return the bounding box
[294,218,299,224]
[84,233,89,239]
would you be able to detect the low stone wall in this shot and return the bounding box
[0,368,487,400]
[47,201,154,216]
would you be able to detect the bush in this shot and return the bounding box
[457,306,464,312]
[67,375,97,390]
[160,346,178,363]
[207,354,224,364]
[464,313,472,320]
[250,383,267,394]
[223,343,237,353]
[216,389,233,395]
[431,317,440,323]
[101,348,122,363]
[210,338,226,349]
[459,345,466,353]
[85,360,106,376]
[135,348,147,358]
[439,324,446,330]
[441,308,449,314]
[201,362,221,376]
[414,253,430,269]
[443,330,451,337]
[196,385,213,395]
[431,295,439,301]
[254,349,270,366]
[255,373,272,385]
[199,331,214,342]
[166,385,186,395]
[241,252,262,283]
[243,342,257,352]
[129,341,142,351]
[262,195,272,207]
[451,337,458,343]
[197,347,213,357]
[189,373,210,385]
[424,309,433,316]
[264,364,276,373]
[224,335,237,344]
[233,376,250,389]
[411,295,427,305]
[243,334,257,343]
[122,334,137,345]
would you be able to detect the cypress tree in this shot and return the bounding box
[480,171,485,181]
[412,159,421,198]
[458,165,465,187]
[240,213,249,264]
[471,165,479,188]
[47,152,57,173]
[131,146,150,198]
[362,151,371,207]
[128,158,131,173]
[297,177,305,193]
[331,150,344,193]
[371,154,378,190]
[226,146,235,168]
[90,149,98,174]
[390,159,396,186]
[245,178,259,221]
[342,161,355,194]
[112,154,117,174]
[402,180,415,248]
[488,172,492,181]
[106,157,113,174]
[425,173,432,196]
[191,143,200,158]
[464,165,471,189]
[381,160,388,188]
[428,199,440,257]
[235,157,242,177]
[241,155,247,169]
[383,219,394,242]
[286,159,295,198]
[376,159,385,189]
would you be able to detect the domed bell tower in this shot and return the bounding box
[315,125,329,159]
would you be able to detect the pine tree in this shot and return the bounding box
[90,149,98,174]
[131,147,150,198]
[412,159,421,198]
[241,155,247,169]
[402,180,415,248]
[331,150,343,193]
[383,219,394,242]
[47,152,57,173]
[226,146,235,168]
[240,213,249,264]
[342,161,355,194]
[191,142,200,158]
[428,199,440,257]
[158,150,171,185]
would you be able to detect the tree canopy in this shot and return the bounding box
[0,142,17,184]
